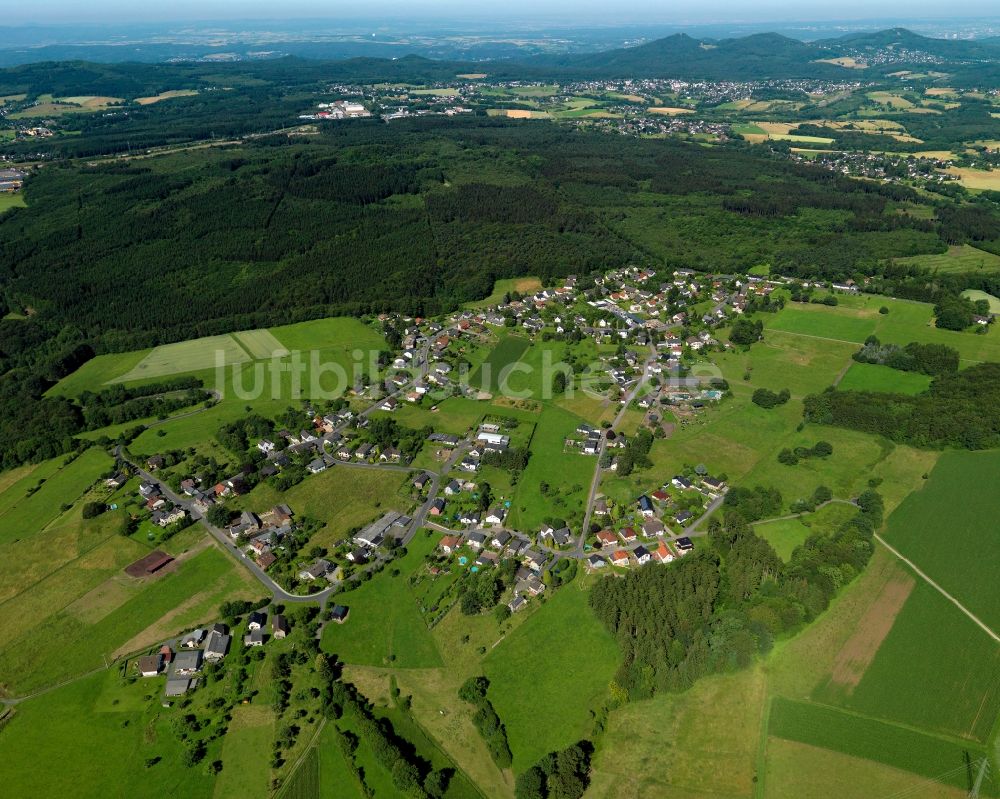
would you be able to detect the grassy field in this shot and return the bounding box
[766,296,1000,364]
[48,316,385,397]
[0,670,217,798]
[114,334,251,382]
[768,698,991,792]
[213,705,274,798]
[900,244,1000,274]
[882,449,1000,631]
[836,361,933,394]
[963,288,1000,314]
[588,668,766,798]
[471,335,531,394]
[814,575,1000,743]
[321,532,443,668]
[466,276,541,308]
[483,581,619,771]
[0,545,259,696]
[508,405,593,532]
[0,192,26,212]
[755,502,859,561]
[763,738,967,799]
[316,724,367,798]
[0,447,112,545]
[238,465,407,550]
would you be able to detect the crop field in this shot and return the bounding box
[755,502,859,561]
[763,738,967,799]
[900,244,1000,274]
[483,582,619,771]
[963,288,1000,314]
[815,578,1000,742]
[767,698,991,792]
[836,361,932,394]
[112,334,250,383]
[946,166,1000,190]
[471,335,531,394]
[881,449,1000,631]
[134,89,199,104]
[232,328,289,359]
[48,316,385,397]
[321,532,443,668]
[0,546,258,696]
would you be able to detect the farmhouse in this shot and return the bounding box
[204,627,230,662]
[137,654,162,677]
[173,649,202,675]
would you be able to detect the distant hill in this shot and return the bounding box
[817,27,1000,60]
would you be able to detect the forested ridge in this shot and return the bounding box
[0,118,997,470]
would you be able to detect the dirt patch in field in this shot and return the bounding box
[110,569,226,658]
[63,576,138,624]
[826,569,915,692]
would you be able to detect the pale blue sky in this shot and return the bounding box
[5,1,999,26]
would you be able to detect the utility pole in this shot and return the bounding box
[969,757,990,799]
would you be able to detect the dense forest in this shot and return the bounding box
[803,363,1000,449]
[589,490,885,698]
[1,118,998,469]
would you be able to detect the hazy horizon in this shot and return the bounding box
[6,1,1000,27]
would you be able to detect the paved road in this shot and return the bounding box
[578,344,660,547]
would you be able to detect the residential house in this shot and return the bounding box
[587,554,606,569]
[137,654,162,677]
[272,614,290,639]
[247,611,267,631]
[180,629,205,648]
[429,498,446,516]
[620,527,638,543]
[611,550,631,567]
[637,495,654,516]
[466,532,486,549]
[243,628,264,647]
[634,545,651,565]
[439,535,463,554]
[596,530,618,547]
[330,605,350,624]
[484,506,507,526]
[204,626,230,662]
[654,541,675,564]
[642,519,666,537]
[508,596,528,613]
[298,560,331,581]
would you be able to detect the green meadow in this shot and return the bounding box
[755,502,859,561]
[0,670,218,798]
[0,447,112,545]
[0,546,258,696]
[471,335,531,394]
[483,581,619,771]
[321,531,443,669]
[836,361,933,394]
[899,244,1000,274]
